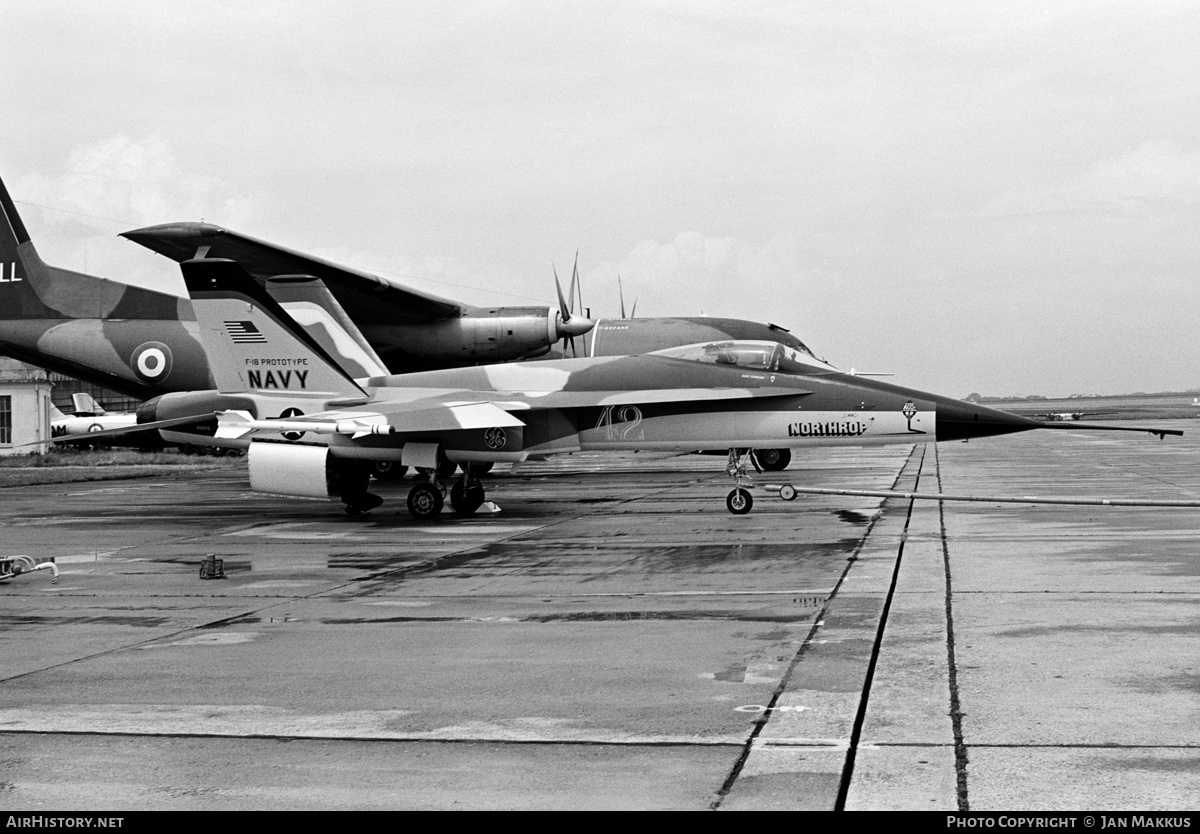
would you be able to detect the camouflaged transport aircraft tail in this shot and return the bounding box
[0,173,213,396]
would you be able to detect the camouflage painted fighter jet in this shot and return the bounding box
[66,258,1180,517]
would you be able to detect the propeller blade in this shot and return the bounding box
[552,259,594,350]
[630,298,637,319]
[553,264,570,321]
[618,275,626,318]
[574,254,586,317]
[568,252,579,316]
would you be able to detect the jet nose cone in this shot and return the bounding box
[557,314,595,339]
[936,399,1042,442]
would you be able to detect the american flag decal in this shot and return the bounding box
[224,321,268,344]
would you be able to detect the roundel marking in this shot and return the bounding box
[278,407,305,441]
[484,426,507,450]
[131,342,174,383]
[88,423,103,433]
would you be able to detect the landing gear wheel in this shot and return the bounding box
[370,460,408,480]
[754,448,791,472]
[779,485,797,501]
[474,461,495,476]
[407,482,444,519]
[726,487,754,515]
[450,481,486,516]
[436,457,459,479]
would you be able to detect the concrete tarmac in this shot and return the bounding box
[1,423,1198,810]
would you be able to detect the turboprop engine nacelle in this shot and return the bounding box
[364,307,562,362]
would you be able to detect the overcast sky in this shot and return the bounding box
[3,1,1198,396]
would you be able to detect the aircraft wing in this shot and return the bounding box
[216,401,525,440]
[122,222,462,326]
[40,413,219,446]
[215,386,808,439]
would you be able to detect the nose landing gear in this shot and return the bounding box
[725,448,758,515]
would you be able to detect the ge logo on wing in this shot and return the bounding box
[484,427,507,450]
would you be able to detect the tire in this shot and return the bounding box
[779,485,797,501]
[754,448,791,471]
[726,488,753,515]
[436,457,459,479]
[474,461,495,476]
[450,481,486,517]
[370,460,408,480]
[407,482,444,519]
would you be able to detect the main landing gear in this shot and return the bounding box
[406,463,488,519]
[406,481,444,519]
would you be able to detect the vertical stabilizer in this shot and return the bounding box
[0,172,215,397]
[0,172,52,317]
[182,258,367,399]
[264,276,389,379]
[0,173,185,321]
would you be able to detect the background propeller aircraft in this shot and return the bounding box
[64,258,1180,518]
[122,220,595,373]
[125,220,823,433]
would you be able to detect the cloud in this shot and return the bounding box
[973,141,1200,217]
[17,134,258,233]
[13,135,261,292]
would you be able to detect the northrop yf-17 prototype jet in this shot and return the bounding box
[67,258,1181,517]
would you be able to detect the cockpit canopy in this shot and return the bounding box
[651,340,840,375]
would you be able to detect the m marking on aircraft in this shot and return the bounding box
[225,321,268,344]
